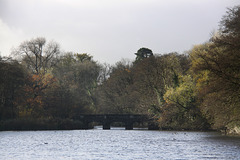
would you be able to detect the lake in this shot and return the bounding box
[0,127,240,160]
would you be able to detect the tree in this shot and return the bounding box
[12,37,61,102]
[135,47,153,62]
[43,82,73,119]
[95,59,137,114]
[13,37,60,74]
[52,53,101,116]
[75,53,93,62]
[164,75,195,111]
[9,37,61,118]
[216,5,240,47]
[0,57,26,119]
[97,63,112,84]
[190,42,240,129]
[96,52,191,118]
[162,75,208,130]
[132,53,187,113]
[189,6,240,130]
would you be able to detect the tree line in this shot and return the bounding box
[0,6,239,134]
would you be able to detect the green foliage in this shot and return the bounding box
[164,75,195,110]
[75,53,93,62]
[52,53,101,116]
[160,75,208,130]
[134,47,153,62]
[95,51,207,131]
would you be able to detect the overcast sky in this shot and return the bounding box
[0,0,239,64]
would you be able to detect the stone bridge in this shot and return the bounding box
[74,114,157,130]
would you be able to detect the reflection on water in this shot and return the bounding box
[0,128,240,160]
[93,126,148,130]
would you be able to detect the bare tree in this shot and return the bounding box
[12,37,60,74]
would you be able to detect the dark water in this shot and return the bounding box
[0,128,240,160]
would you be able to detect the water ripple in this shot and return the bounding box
[0,130,240,159]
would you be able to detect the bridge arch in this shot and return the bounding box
[75,114,153,130]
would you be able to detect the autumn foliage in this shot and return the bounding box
[0,6,240,133]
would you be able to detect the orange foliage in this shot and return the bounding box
[17,72,57,118]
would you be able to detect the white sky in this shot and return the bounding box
[0,0,239,64]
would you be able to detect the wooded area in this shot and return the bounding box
[0,6,239,134]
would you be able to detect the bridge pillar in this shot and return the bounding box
[82,121,89,129]
[103,122,110,130]
[125,122,133,130]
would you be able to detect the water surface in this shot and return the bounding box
[0,128,240,160]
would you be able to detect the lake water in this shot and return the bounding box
[0,127,240,160]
